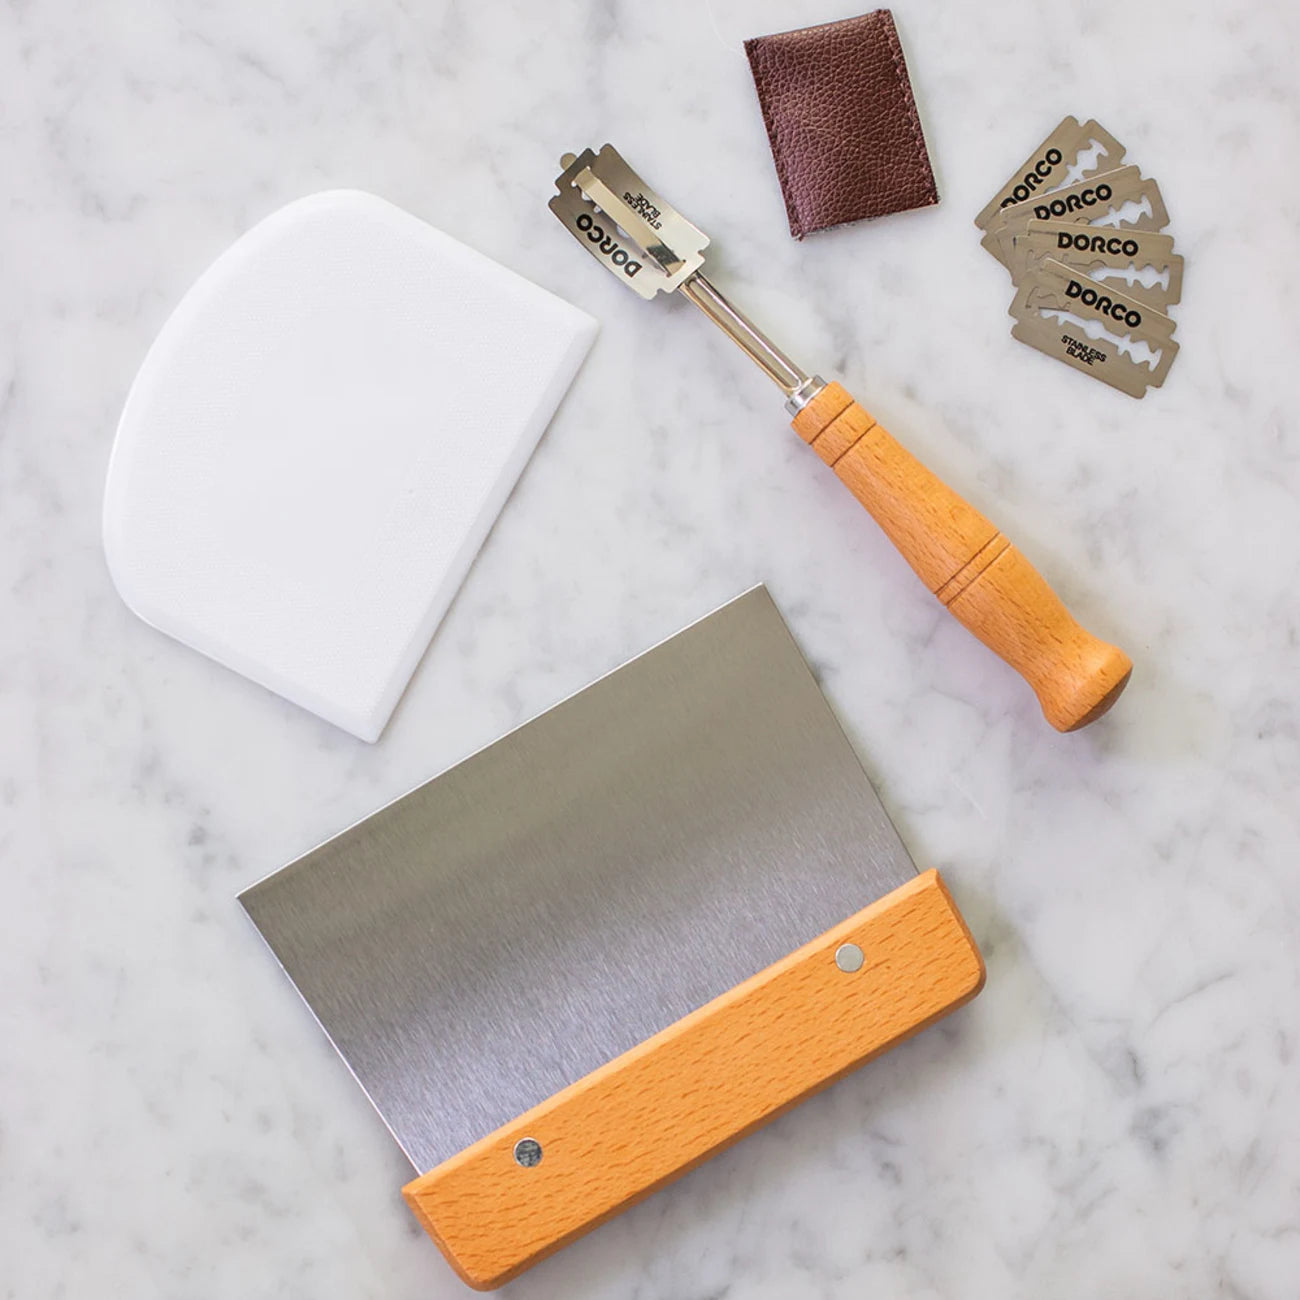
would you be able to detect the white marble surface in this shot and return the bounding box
[3,1,1298,1295]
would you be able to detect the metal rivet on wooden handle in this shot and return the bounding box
[403,869,984,1290]
[792,383,1132,730]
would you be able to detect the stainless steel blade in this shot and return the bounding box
[239,586,916,1173]
[548,144,708,299]
[550,142,820,407]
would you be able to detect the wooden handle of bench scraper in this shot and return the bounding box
[793,383,1131,730]
[403,869,983,1290]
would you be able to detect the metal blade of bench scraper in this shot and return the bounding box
[239,586,916,1174]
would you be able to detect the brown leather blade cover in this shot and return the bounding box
[744,10,938,239]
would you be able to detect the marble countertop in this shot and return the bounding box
[4,1,1298,1296]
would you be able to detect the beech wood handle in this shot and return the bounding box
[793,383,1131,730]
[403,869,983,1290]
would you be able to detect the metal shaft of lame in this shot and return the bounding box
[679,272,822,411]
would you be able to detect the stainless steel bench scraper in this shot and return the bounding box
[239,586,984,1289]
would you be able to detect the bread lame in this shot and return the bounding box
[240,587,984,1288]
[550,144,1132,731]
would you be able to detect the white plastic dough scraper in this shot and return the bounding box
[103,190,596,740]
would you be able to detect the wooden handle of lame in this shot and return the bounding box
[793,383,1131,731]
[403,869,983,1290]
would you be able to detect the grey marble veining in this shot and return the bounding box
[2,2,1298,1297]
